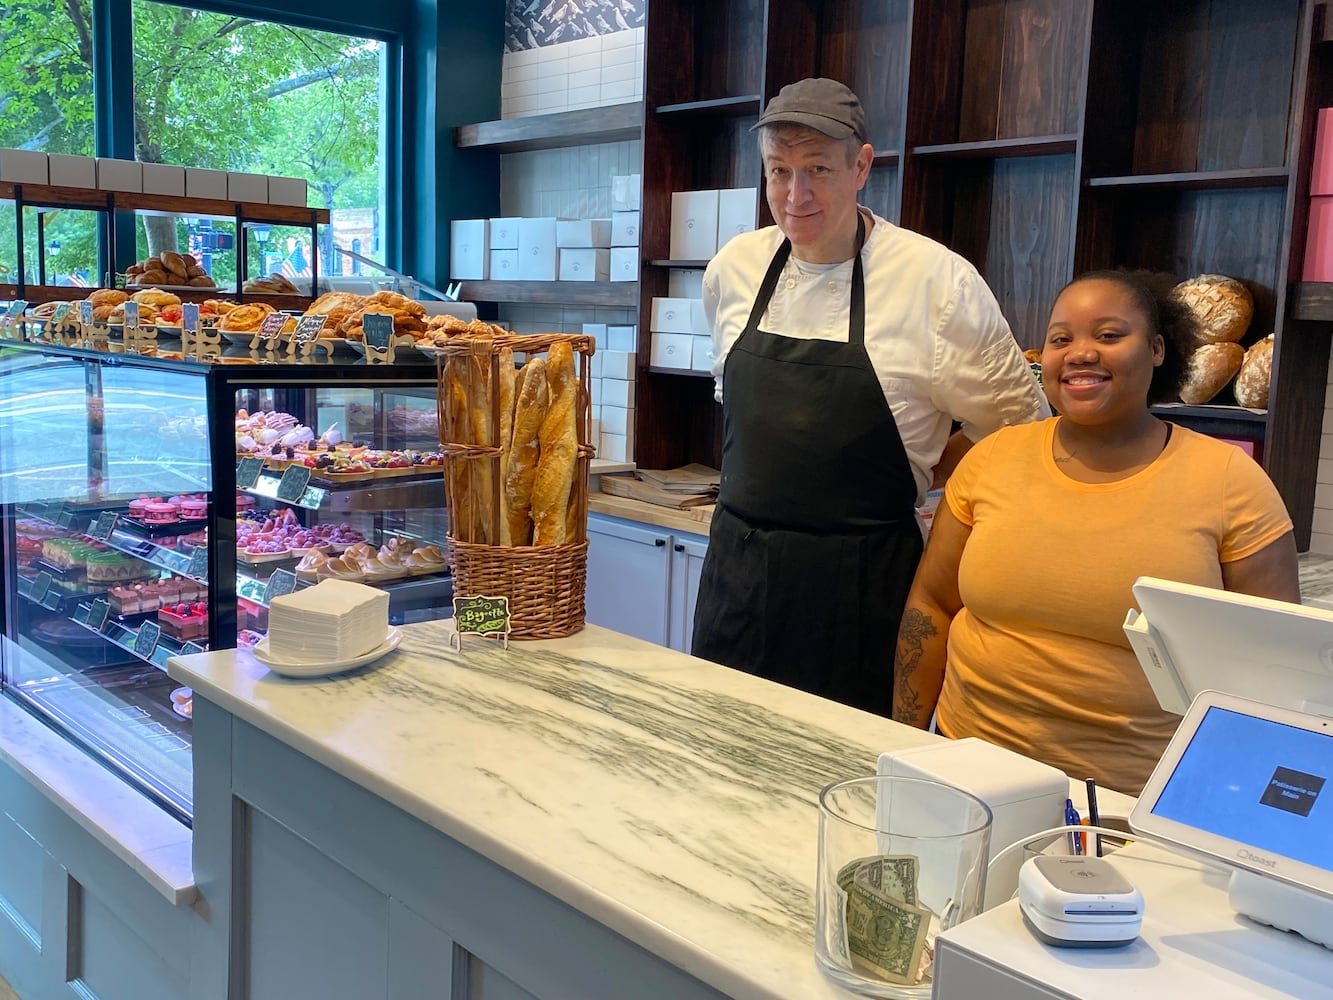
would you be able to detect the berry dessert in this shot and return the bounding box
[158,601,209,641]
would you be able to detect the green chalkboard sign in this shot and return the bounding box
[51,302,71,325]
[187,545,209,580]
[236,456,265,490]
[180,641,207,656]
[133,621,161,660]
[30,571,54,604]
[276,465,311,504]
[264,568,297,604]
[90,511,119,541]
[452,594,511,639]
[89,598,110,631]
[362,311,394,349]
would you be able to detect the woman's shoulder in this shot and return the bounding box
[956,418,1052,475]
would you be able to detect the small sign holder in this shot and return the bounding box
[287,314,326,359]
[187,545,209,581]
[3,301,28,341]
[236,456,265,491]
[361,312,412,365]
[251,312,288,353]
[276,465,312,504]
[88,598,111,632]
[89,511,119,541]
[133,620,161,661]
[180,303,220,355]
[264,568,298,604]
[449,594,511,651]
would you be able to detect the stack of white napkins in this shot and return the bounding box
[267,579,389,662]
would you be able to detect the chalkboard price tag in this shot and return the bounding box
[294,314,326,344]
[53,504,73,528]
[133,620,161,660]
[187,545,209,580]
[30,571,54,604]
[362,312,394,349]
[263,568,297,604]
[258,312,287,346]
[236,456,265,490]
[90,511,119,541]
[182,302,200,334]
[180,641,207,656]
[79,300,94,325]
[276,464,311,504]
[5,300,26,320]
[123,301,140,330]
[51,302,71,325]
[89,598,110,632]
[450,594,511,650]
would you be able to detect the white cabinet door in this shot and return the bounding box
[585,515,672,646]
[668,534,709,653]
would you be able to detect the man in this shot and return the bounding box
[690,78,1048,716]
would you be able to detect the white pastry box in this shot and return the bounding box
[0,149,48,184]
[96,157,142,193]
[489,217,522,250]
[611,173,641,211]
[450,219,489,280]
[489,249,519,280]
[556,219,612,248]
[185,167,228,200]
[141,162,185,197]
[607,324,637,353]
[518,217,558,281]
[268,176,308,207]
[651,332,693,369]
[716,187,758,250]
[47,154,95,188]
[601,404,631,435]
[558,248,610,281]
[610,247,638,281]
[227,172,268,203]
[669,268,705,298]
[691,336,714,372]
[602,377,635,408]
[650,297,694,334]
[611,211,640,247]
[670,190,719,260]
[689,299,709,336]
[600,350,636,380]
[581,322,607,346]
[600,429,633,463]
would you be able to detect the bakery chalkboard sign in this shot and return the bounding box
[450,594,511,650]
[90,511,119,541]
[276,465,311,504]
[187,545,209,581]
[362,312,395,349]
[182,302,200,334]
[294,314,326,344]
[79,300,94,326]
[30,571,54,604]
[88,598,110,632]
[236,456,265,490]
[263,568,297,604]
[133,621,161,660]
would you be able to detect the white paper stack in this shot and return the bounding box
[268,580,389,662]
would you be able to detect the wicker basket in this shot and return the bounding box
[435,333,595,639]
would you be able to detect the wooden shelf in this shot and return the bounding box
[457,280,639,308]
[910,135,1078,159]
[1084,168,1290,191]
[1289,283,1333,322]
[0,181,328,225]
[654,96,762,118]
[872,151,901,167]
[648,259,710,268]
[2,284,316,309]
[1151,403,1268,439]
[648,366,712,378]
[454,102,643,153]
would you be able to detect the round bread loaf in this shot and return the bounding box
[1233,333,1275,408]
[1171,274,1253,344]
[1180,341,1245,404]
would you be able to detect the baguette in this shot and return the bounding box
[505,357,549,545]
[532,342,578,546]
[468,356,495,544]
[444,356,479,542]
[496,348,517,545]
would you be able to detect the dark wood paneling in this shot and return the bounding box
[764,0,821,95]
[973,154,1076,348]
[959,0,1006,141]
[819,0,912,153]
[645,0,697,109]
[901,0,967,236]
[633,371,723,470]
[1079,0,1142,179]
[1265,318,1330,548]
[697,0,765,101]
[996,0,1091,138]
[1134,3,1208,174]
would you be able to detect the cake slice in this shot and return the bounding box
[266,579,388,662]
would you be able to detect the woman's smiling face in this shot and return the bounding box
[1042,278,1165,426]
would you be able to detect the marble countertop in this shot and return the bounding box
[1299,552,1333,609]
[169,622,940,1000]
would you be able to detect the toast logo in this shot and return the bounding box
[1237,848,1278,869]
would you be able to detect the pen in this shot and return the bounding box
[1064,798,1083,855]
[1086,777,1102,857]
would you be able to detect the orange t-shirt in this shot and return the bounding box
[936,419,1292,794]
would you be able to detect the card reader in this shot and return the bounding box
[1018,855,1144,947]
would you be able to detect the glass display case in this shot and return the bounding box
[0,340,449,822]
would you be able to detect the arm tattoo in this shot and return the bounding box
[894,608,938,722]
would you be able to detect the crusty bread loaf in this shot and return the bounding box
[532,343,578,546]
[1233,333,1275,409]
[444,356,479,542]
[505,357,548,546]
[1171,274,1253,344]
[468,356,496,544]
[496,348,517,546]
[1180,341,1245,404]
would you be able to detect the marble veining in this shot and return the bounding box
[171,622,938,1000]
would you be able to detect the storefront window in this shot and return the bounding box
[129,2,388,284]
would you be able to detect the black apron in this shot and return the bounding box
[691,215,923,716]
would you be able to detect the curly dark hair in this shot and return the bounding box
[1057,269,1198,405]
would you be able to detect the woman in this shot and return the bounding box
[892,270,1300,794]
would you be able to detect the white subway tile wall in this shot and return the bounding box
[1313,360,1333,553]
[501,28,644,118]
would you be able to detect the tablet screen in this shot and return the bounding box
[1150,706,1333,871]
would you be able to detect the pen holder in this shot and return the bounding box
[816,775,992,998]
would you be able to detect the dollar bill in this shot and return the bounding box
[835,854,920,906]
[845,879,932,985]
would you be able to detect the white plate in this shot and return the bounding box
[170,685,193,720]
[252,628,401,678]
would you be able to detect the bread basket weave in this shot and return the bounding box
[435,333,595,639]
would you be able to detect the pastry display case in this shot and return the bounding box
[0,339,449,822]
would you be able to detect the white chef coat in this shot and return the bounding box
[703,210,1050,501]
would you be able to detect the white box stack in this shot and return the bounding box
[518,217,558,280]
[450,219,490,280]
[0,149,48,184]
[96,157,142,193]
[716,187,758,250]
[185,167,228,200]
[558,248,610,281]
[141,162,185,196]
[227,171,268,202]
[610,247,638,281]
[47,154,95,188]
[670,190,719,260]
[611,211,639,247]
